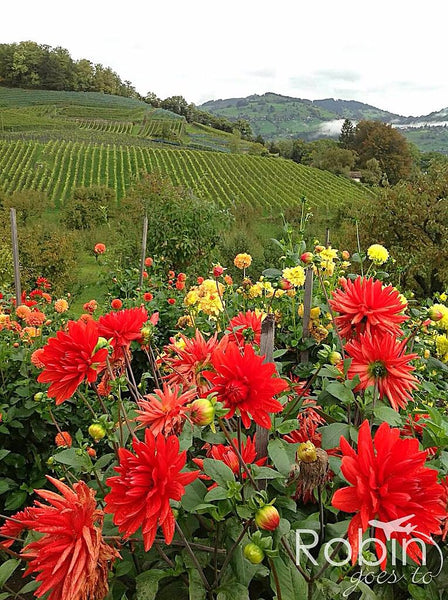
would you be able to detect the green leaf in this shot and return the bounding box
[251,466,283,480]
[276,419,301,434]
[18,581,40,594]
[262,268,283,279]
[0,480,11,495]
[216,582,249,600]
[188,567,206,600]
[181,478,208,512]
[0,450,10,462]
[319,423,350,450]
[135,569,173,600]
[94,453,115,470]
[268,438,294,476]
[427,357,448,373]
[374,405,402,426]
[202,458,235,487]
[269,555,307,600]
[5,490,27,511]
[204,486,229,502]
[0,559,19,588]
[53,448,91,470]
[325,382,355,403]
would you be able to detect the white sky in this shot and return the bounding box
[2,0,447,117]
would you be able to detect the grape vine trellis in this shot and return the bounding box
[0,139,373,210]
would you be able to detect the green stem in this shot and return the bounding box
[175,521,211,591]
[217,519,252,584]
[218,419,257,488]
[268,557,283,600]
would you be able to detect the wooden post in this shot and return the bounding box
[10,208,21,306]
[255,313,276,461]
[325,228,330,248]
[300,268,314,363]
[139,214,148,289]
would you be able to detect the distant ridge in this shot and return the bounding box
[200,92,448,153]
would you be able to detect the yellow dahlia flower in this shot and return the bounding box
[234,253,252,269]
[367,244,389,265]
[282,266,305,287]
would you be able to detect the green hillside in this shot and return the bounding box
[0,86,373,211]
[0,139,372,210]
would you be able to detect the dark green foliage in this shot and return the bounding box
[17,224,80,294]
[338,118,355,149]
[119,172,232,271]
[64,186,116,230]
[337,161,448,295]
[0,190,49,225]
[0,41,139,98]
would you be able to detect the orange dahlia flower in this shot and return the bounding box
[37,319,108,404]
[332,420,446,570]
[98,306,147,358]
[161,329,223,394]
[26,310,46,327]
[1,477,118,600]
[203,341,288,429]
[31,348,46,369]
[345,332,418,411]
[105,430,199,551]
[329,276,408,339]
[135,384,197,436]
[227,310,263,345]
[54,299,69,313]
[94,243,106,254]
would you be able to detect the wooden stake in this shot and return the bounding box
[256,313,276,461]
[300,268,314,363]
[10,208,21,306]
[325,228,330,248]
[139,214,148,289]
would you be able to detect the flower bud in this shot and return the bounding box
[93,337,109,353]
[428,305,445,322]
[55,431,72,448]
[300,252,314,264]
[243,543,265,564]
[314,245,325,253]
[212,264,224,278]
[34,392,44,402]
[88,423,106,442]
[341,250,350,260]
[329,351,342,365]
[255,505,280,531]
[189,398,215,426]
[297,441,317,463]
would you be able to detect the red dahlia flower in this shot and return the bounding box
[135,384,197,436]
[332,420,445,569]
[37,319,108,404]
[104,430,199,551]
[193,435,266,484]
[1,477,118,600]
[329,276,408,339]
[203,341,288,429]
[162,329,224,394]
[345,332,418,411]
[227,310,263,345]
[283,398,326,446]
[98,306,148,358]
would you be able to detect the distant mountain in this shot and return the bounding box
[200,93,448,154]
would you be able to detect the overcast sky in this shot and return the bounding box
[3,0,447,117]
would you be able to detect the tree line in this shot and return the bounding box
[0,41,254,139]
[0,41,139,97]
